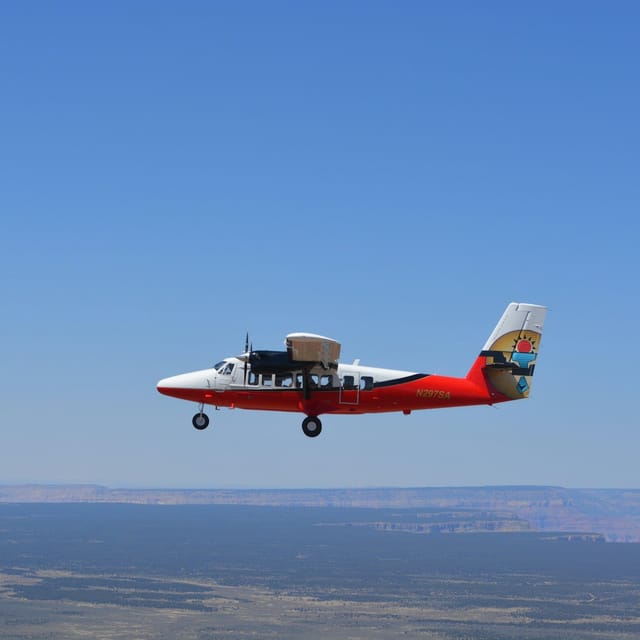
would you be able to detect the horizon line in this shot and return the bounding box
[2,483,639,491]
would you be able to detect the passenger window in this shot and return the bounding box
[320,375,332,388]
[248,371,258,385]
[262,374,274,387]
[275,373,293,387]
[296,373,304,388]
[309,374,319,388]
[342,375,355,390]
[360,376,374,391]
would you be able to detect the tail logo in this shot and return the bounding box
[511,337,538,392]
[482,331,541,399]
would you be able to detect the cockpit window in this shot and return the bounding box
[214,361,234,375]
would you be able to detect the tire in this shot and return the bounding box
[302,416,322,438]
[192,413,210,430]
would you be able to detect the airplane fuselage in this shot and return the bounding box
[157,358,502,418]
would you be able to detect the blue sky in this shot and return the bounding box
[1,1,639,488]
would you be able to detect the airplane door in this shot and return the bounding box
[339,372,360,405]
[230,362,252,388]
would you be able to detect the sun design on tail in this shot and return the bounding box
[511,336,537,367]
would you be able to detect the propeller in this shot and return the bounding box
[243,332,249,384]
[243,332,253,385]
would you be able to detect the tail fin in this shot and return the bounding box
[467,302,547,400]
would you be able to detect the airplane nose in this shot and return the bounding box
[157,375,178,396]
[157,375,177,390]
[156,373,195,396]
[157,370,211,396]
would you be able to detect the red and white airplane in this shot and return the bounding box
[157,302,546,437]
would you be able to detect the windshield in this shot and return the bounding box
[214,361,235,375]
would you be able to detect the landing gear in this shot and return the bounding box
[192,412,210,430]
[302,416,322,438]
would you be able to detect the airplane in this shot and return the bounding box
[157,302,546,438]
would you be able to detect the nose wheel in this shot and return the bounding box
[302,416,322,438]
[192,412,210,430]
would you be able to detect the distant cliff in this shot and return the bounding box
[1,484,639,542]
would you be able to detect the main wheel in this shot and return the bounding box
[302,416,322,438]
[192,413,210,430]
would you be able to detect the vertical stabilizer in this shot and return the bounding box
[469,302,547,400]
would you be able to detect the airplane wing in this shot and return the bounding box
[285,333,341,369]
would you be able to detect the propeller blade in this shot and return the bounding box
[243,333,250,385]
